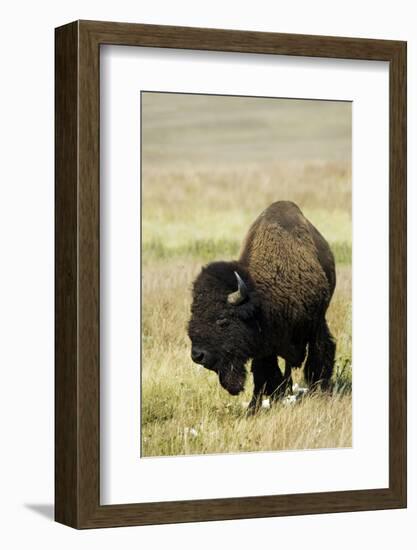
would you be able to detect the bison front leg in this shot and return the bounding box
[248,355,285,412]
[304,319,335,390]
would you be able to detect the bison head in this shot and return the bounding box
[188,261,261,395]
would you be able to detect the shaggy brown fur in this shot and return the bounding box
[188,201,336,410]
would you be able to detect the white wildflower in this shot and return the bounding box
[184,427,198,437]
[292,384,308,398]
[283,395,298,406]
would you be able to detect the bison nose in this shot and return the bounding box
[191,346,206,364]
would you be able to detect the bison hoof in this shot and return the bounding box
[246,399,261,415]
[246,397,271,415]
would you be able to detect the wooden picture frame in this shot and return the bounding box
[55,20,407,529]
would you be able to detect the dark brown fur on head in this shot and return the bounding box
[188,261,261,395]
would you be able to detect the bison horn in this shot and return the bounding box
[227,271,248,305]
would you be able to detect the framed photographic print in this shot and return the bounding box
[55,20,407,528]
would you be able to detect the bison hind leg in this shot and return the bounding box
[304,319,336,391]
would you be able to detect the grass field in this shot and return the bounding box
[141,93,352,457]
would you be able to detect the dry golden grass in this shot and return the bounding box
[142,162,351,249]
[141,258,351,457]
[141,92,352,457]
[142,390,351,457]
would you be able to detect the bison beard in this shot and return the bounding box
[188,201,336,410]
[218,362,247,395]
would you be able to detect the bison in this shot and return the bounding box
[188,201,336,411]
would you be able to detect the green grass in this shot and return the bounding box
[143,237,351,265]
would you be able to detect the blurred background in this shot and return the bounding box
[141,92,352,457]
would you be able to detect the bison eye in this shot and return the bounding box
[216,318,229,327]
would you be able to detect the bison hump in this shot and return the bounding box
[239,201,333,314]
